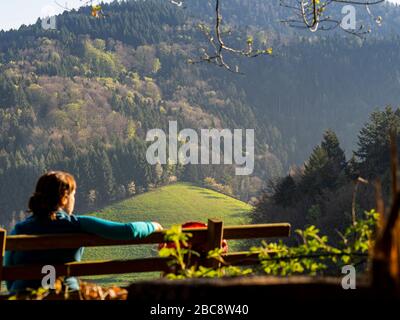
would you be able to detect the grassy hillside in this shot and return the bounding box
[81,183,253,286]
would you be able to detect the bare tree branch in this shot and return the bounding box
[171,0,386,72]
[187,0,273,74]
[281,0,385,36]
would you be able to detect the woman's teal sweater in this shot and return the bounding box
[4,210,156,293]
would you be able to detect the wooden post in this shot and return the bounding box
[0,228,6,292]
[205,219,223,268]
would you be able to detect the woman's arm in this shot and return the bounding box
[77,215,160,240]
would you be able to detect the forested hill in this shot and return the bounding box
[0,1,186,53]
[1,0,400,229]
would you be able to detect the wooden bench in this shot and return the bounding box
[0,219,291,292]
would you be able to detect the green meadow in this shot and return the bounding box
[81,183,253,287]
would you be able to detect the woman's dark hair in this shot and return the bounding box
[28,171,76,220]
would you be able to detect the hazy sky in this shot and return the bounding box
[0,0,115,31]
[0,0,399,31]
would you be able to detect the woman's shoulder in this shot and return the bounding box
[53,210,81,227]
[56,210,77,220]
[12,211,81,235]
[12,215,35,234]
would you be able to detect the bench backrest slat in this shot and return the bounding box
[5,223,291,251]
[2,252,262,281]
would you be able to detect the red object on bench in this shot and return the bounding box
[158,222,228,253]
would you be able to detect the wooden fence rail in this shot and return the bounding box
[0,220,291,290]
[4,223,291,251]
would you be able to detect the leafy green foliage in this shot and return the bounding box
[160,209,378,279]
[159,225,253,280]
[159,225,197,271]
[253,209,378,276]
[343,209,379,253]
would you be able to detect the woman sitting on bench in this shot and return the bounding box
[4,171,163,293]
